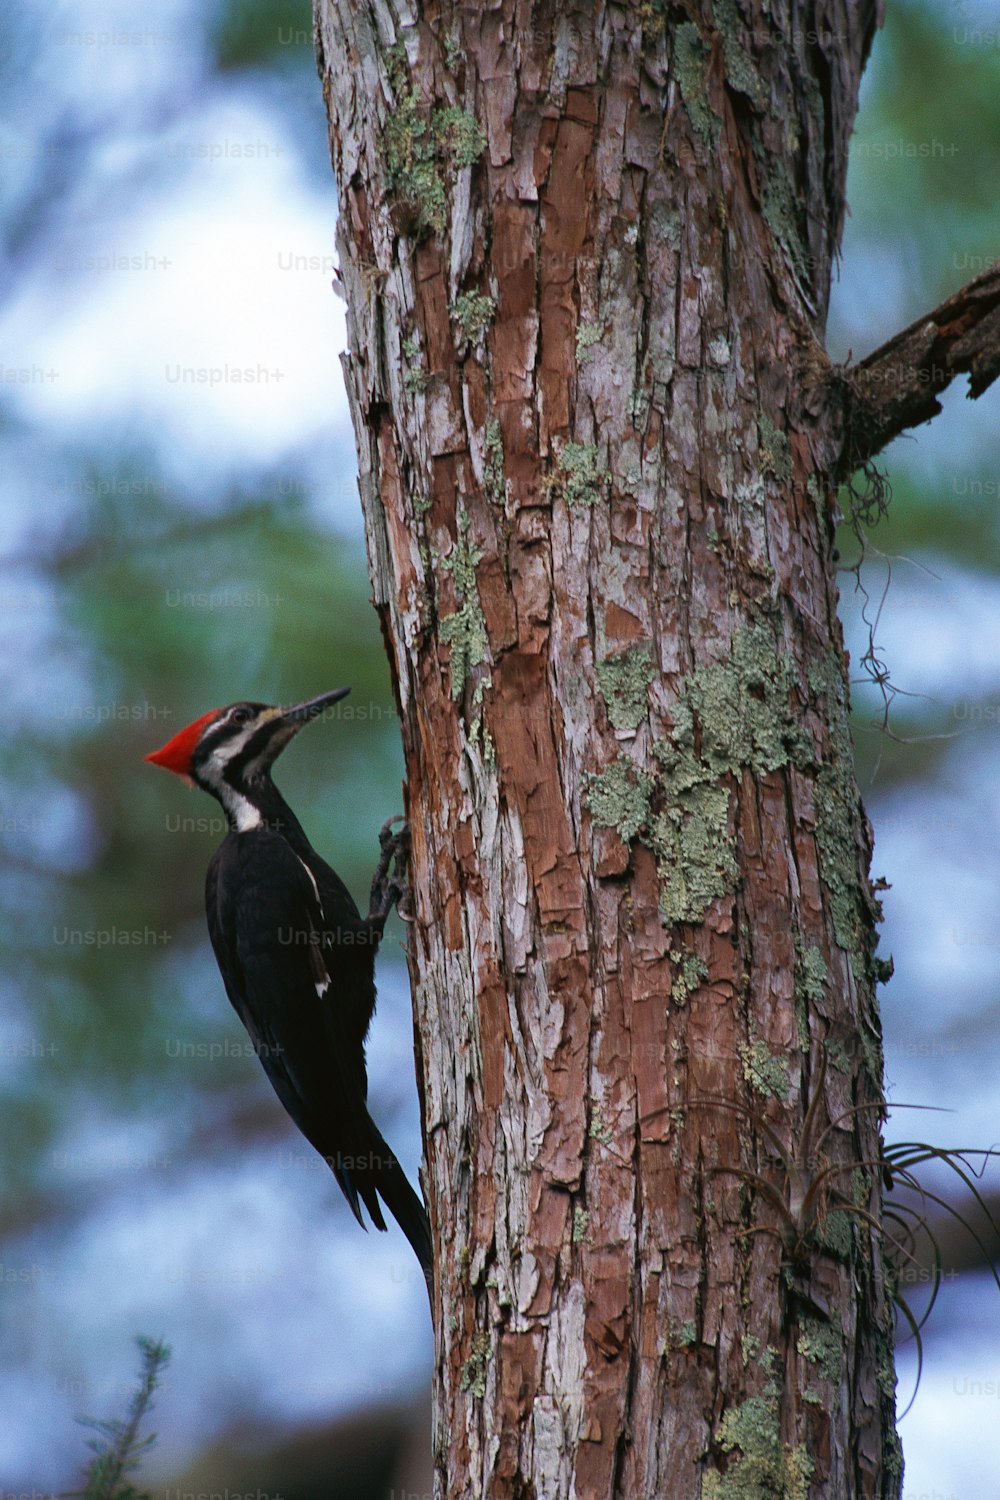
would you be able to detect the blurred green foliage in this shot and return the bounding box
[210,0,314,72]
[71,1337,171,1500]
[1,461,402,1219]
[848,0,1000,298]
[838,1,1000,784]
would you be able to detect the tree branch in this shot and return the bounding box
[835,262,1000,477]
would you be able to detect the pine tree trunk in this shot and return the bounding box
[314,3,900,1495]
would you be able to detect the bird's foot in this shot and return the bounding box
[368,816,413,923]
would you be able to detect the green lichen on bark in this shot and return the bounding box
[586,629,882,954]
[876,1325,899,1401]
[702,1395,814,1500]
[548,441,608,508]
[740,1039,789,1100]
[627,386,651,426]
[460,1331,492,1398]
[758,413,792,484]
[808,655,881,961]
[807,473,826,526]
[435,105,487,167]
[650,769,736,925]
[825,1038,851,1074]
[597,645,654,731]
[713,0,765,104]
[670,626,809,775]
[584,753,653,844]
[674,1320,698,1348]
[401,335,428,394]
[673,23,718,147]
[670,949,709,1005]
[740,1334,761,1367]
[820,1208,853,1259]
[795,943,827,1049]
[876,1314,904,1487]
[452,290,497,338]
[797,1314,843,1385]
[576,321,603,362]
[483,418,505,503]
[799,945,827,1005]
[750,122,812,288]
[647,626,808,924]
[438,515,488,699]
[443,32,461,71]
[382,45,485,237]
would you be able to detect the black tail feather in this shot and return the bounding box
[326,1125,432,1295]
[368,1126,433,1287]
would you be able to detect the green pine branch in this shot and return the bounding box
[60,1336,171,1500]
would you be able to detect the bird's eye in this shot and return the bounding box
[230,705,253,725]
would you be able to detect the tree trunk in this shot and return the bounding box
[314,3,903,1495]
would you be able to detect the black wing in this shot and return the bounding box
[205,831,383,1229]
[303,845,382,1056]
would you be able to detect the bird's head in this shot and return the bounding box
[145,688,350,830]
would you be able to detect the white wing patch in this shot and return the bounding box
[297,855,323,913]
[297,855,331,999]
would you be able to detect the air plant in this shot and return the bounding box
[878,1137,1000,1413]
[690,1048,1000,1415]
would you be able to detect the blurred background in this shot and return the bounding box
[0,0,997,1493]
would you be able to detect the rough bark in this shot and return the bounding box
[314,3,907,1496]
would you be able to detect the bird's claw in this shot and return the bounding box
[369,816,412,922]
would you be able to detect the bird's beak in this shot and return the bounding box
[277,687,351,727]
[248,688,351,776]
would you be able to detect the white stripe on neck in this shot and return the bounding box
[219,782,263,833]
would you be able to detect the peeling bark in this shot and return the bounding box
[314,3,906,1496]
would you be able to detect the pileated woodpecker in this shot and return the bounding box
[145,689,432,1286]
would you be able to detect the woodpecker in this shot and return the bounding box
[145,689,432,1287]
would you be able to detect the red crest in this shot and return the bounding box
[145,709,221,778]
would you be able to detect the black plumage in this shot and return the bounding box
[147,691,432,1287]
